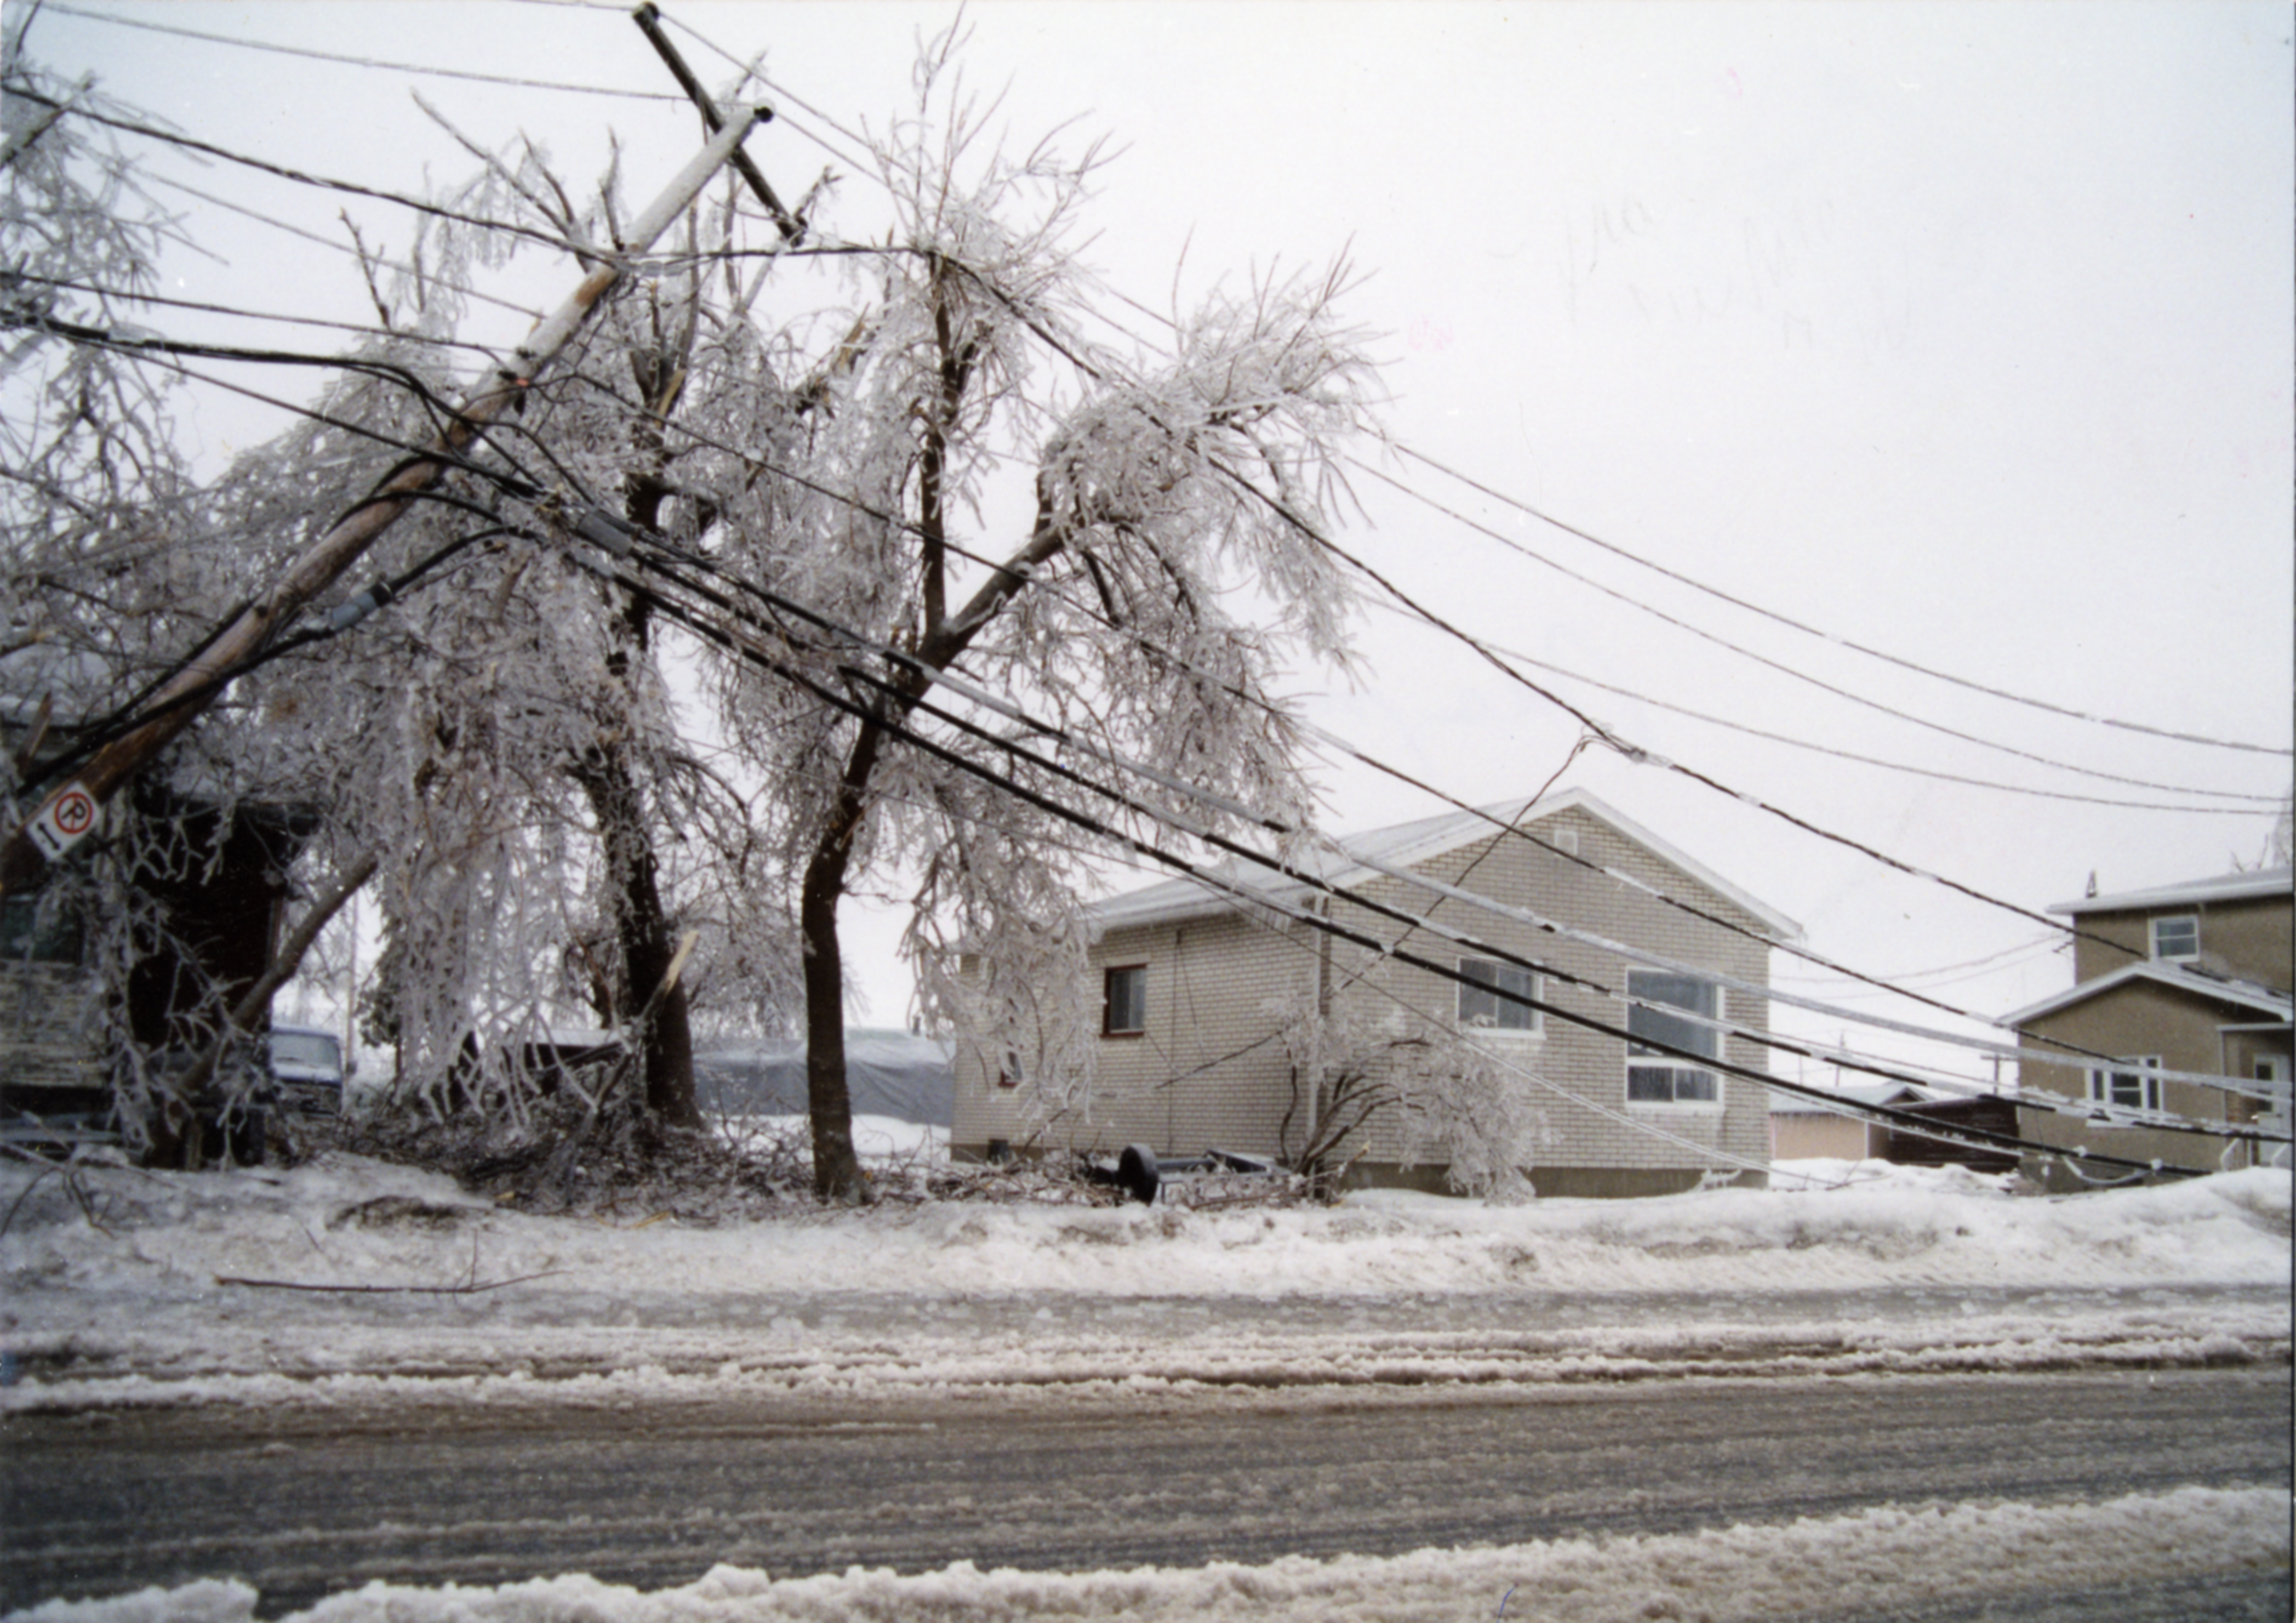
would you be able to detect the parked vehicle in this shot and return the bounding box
[267,1023,347,1115]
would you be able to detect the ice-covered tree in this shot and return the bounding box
[0,44,282,1161]
[698,38,1385,1199]
[1270,972,1547,1202]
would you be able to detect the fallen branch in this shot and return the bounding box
[211,1268,563,1295]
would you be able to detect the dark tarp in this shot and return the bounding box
[695,1028,955,1127]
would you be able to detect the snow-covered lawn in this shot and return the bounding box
[2,1146,2284,1415]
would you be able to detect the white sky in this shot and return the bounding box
[14,2,2293,1081]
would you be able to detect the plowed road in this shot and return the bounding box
[3,1367,2287,1618]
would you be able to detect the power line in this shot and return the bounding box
[1358,457,2281,804]
[593,506,2278,1111]
[1354,599,2276,815]
[19,88,595,260]
[0,270,509,358]
[39,2,687,104]
[142,172,544,326]
[584,544,2239,1172]
[1400,443,2293,760]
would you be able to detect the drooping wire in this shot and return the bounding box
[1399,442,2294,760]
[1352,598,2275,815]
[571,540,2236,1172]
[1356,457,2284,802]
[38,2,688,104]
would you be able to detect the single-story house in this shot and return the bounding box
[951,788,1802,1197]
[2006,865,2291,1189]
[1769,1080,1932,1161]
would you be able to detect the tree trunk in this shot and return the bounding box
[797,715,891,1203]
[796,486,1071,1201]
[573,741,699,1129]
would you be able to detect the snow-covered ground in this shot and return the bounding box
[3,1145,2288,1621]
[9,1487,2288,1622]
[2,1140,2285,1414]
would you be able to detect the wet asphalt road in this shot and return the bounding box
[3,1366,2287,1618]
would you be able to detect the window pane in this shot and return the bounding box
[1627,1064,1676,1102]
[1674,1068,1718,1102]
[2150,916,2197,960]
[1105,966,1146,1034]
[1626,970,1718,1059]
[1459,958,1536,1030]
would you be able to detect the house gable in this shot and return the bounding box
[952,790,1792,1193]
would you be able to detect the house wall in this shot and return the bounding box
[1771,1111,1881,1161]
[0,960,107,1113]
[954,801,1784,1195]
[2014,978,2288,1189]
[1320,804,1775,1192]
[2070,893,2291,988]
[950,907,1318,1161]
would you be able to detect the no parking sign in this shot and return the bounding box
[28,781,100,861]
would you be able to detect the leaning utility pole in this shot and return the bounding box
[0,108,768,897]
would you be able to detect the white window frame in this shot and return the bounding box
[1457,956,1540,1034]
[2149,915,2198,961]
[2086,1056,2162,1118]
[1625,969,1723,1106]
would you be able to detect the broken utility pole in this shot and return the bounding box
[0,107,769,898]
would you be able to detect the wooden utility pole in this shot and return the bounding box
[0,109,767,897]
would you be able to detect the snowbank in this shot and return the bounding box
[8,1486,2284,1622]
[1,1154,2284,1413]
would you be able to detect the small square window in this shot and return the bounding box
[2149,916,2198,961]
[1103,965,1147,1037]
[1458,958,1539,1032]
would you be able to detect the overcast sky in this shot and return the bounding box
[15,2,2292,1079]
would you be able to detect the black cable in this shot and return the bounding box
[1360,458,2284,801]
[40,2,686,103]
[624,520,2277,1111]
[526,365,2172,1064]
[17,525,512,792]
[2,269,507,357]
[1360,602,2274,815]
[1401,442,2293,760]
[12,86,593,259]
[589,546,2238,1172]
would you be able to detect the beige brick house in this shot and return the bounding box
[2006,865,2292,1189]
[950,789,1802,1197]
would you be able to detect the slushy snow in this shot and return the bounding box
[3,1146,2287,1619]
[7,1487,2284,1622]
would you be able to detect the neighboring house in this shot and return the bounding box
[2005,866,2292,1189]
[1770,1082,2021,1172]
[951,789,1802,1197]
[1770,1081,1931,1161]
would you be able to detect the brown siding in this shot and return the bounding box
[2014,978,2287,1188]
[2070,892,2292,989]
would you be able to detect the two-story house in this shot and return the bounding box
[2005,865,2292,1188]
[950,788,1801,1197]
